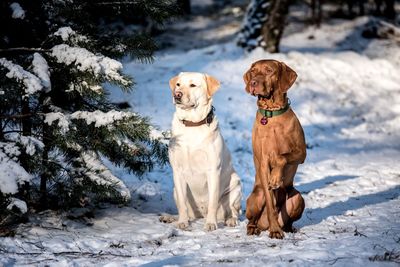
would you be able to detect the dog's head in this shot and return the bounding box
[243,60,297,98]
[169,72,220,109]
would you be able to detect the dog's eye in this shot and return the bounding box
[190,84,196,87]
[176,83,180,87]
[265,68,273,74]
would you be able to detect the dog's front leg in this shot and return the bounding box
[260,161,284,239]
[172,172,190,230]
[205,169,220,231]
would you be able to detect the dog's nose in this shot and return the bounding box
[251,80,258,87]
[174,91,182,100]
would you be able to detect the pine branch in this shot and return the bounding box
[0,48,52,54]
[95,1,141,5]
[0,113,33,119]
[2,130,24,134]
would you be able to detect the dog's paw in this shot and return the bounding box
[225,217,238,227]
[204,222,217,231]
[269,225,284,239]
[176,221,189,230]
[246,224,261,235]
[159,215,176,224]
[268,179,283,190]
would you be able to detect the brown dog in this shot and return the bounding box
[244,59,306,239]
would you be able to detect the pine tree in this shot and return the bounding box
[237,0,291,53]
[0,0,176,217]
[237,0,270,51]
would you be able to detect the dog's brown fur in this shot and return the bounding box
[244,59,306,239]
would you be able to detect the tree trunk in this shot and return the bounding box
[384,0,395,20]
[261,0,291,53]
[311,0,322,27]
[374,0,383,15]
[359,0,365,16]
[19,99,32,203]
[39,103,50,210]
[177,0,191,15]
[39,144,49,210]
[0,118,3,140]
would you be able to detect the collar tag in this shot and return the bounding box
[260,117,268,125]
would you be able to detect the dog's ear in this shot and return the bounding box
[169,75,179,91]
[205,74,220,97]
[279,62,297,92]
[243,64,254,93]
[243,68,251,85]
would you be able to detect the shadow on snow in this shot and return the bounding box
[298,185,400,227]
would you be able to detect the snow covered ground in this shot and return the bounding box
[1,11,400,267]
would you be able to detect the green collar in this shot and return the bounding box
[258,102,290,118]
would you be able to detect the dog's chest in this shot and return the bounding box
[171,144,213,174]
[252,121,292,156]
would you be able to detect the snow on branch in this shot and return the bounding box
[44,112,70,134]
[44,110,135,133]
[6,197,28,213]
[71,110,134,127]
[10,2,25,19]
[149,126,169,145]
[0,143,33,194]
[80,152,131,200]
[54,27,89,44]
[6,133,44,156]
[0,58,43,97]
[32,53,51,92]
[51,44,131,87]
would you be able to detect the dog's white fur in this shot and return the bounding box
[166,72,242,231]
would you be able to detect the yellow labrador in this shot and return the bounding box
[160,72,242,231]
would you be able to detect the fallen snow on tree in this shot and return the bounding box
[54,27,77,41]
[6,134,44,156]
[9,2,25,19]
[54,27,89,44]
[44,112,70,134]
[0,58,43,97]
[71,110,134,127]
[51,44,130,86]
[6,197,28,213]
[44,110,136,133]
[80,152,131,201]
[32,53,51,92]
[0,145,32,194]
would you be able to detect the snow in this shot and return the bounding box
[6,134,44,156]
[54,27,77,41]
[80,152,131,201]
[1,12,400,267]
[149,126,169,144]
[44,112,70,134]
[9,2,25,19]
[54,27,89,44]
[0,58,43,97]
[7,198,28,214]
[71,110,134,127]
[32,52,51,92]
[0,144,32,194]
[44,110,135,134]
[51,44,130,86]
